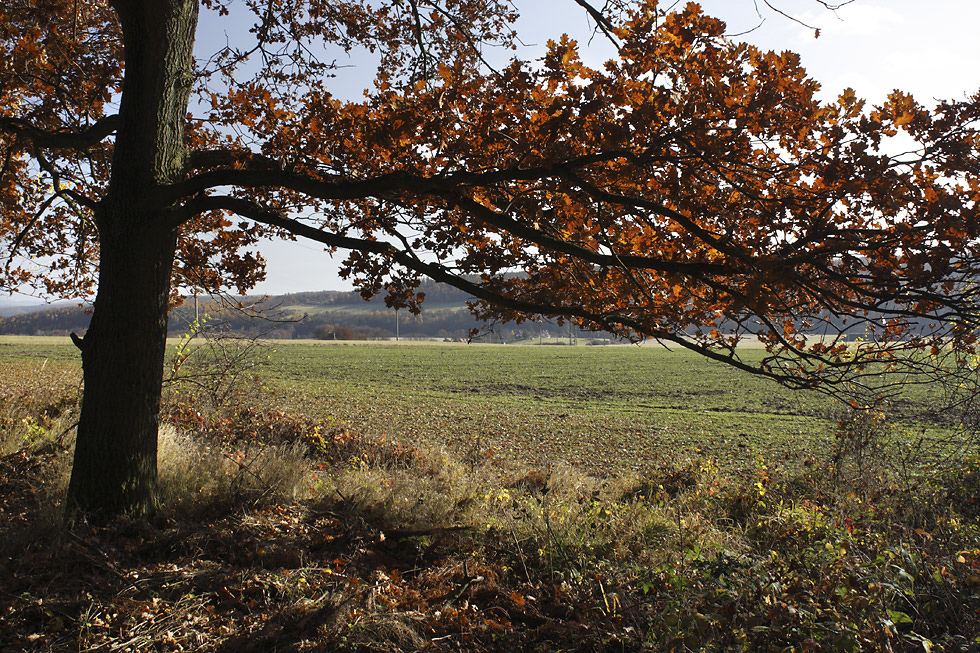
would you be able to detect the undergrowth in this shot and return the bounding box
[1,359,980,651]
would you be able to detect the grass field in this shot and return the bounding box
[0,335,949,476]
[262,341,836,475]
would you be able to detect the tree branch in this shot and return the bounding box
[175,152,736,279]
[4,194,59,268]
[172,142,678,203]
[570,0,621,48]
[405,0,433,79]
[446,192,730,277]
[0,115,120,151]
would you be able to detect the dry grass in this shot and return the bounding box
[0,354,314,527]
[156,425,312,518]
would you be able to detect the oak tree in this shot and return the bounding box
[2,0,979,516]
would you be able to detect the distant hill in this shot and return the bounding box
[0,281,560,341]
[0,304,94,335]
[0,305,40,318]
[0,299,78,318]
[0,280,883,343]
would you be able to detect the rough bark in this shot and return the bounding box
[66,0,199,518]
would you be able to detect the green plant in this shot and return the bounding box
[830,405,891,485]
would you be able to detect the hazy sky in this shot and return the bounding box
[247,0,980,295]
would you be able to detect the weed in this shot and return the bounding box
[0,359,80,455]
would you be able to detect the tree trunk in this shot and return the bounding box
[66,0,199,518]
[67,226,177,517]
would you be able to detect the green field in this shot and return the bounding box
[3,335,950,476]
[262,341,834,475]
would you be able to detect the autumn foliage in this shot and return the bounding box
[1,0,980,514]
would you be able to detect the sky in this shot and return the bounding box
[247,0,980,296]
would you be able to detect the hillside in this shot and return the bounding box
[0,279,876,342]
[0,304,94,336]
[0,282,575,341]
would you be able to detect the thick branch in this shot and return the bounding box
[0,115,120,151]
[175,154,972,330]
[173,144,677,201]
[175,158,733,278]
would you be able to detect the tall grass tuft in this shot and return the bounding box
[157,425,310,519]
